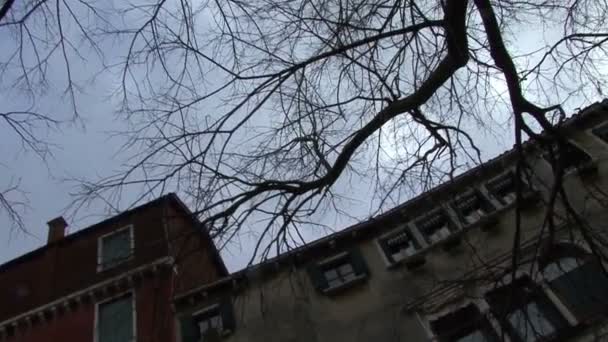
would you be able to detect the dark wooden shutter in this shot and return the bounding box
[220,299,236,333]
[349,248,369,276]
[179,315,199,342]
[306,262,328,291]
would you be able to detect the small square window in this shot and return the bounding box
[195,307,223,339]
[180,301,236,342]
[452,191,495,225]
[378,228,420,264]
[307,249,368,294]
[416,209,456,245]
[322,258,358,288]
[486,172,517,206]
[98,226,134,271]
[543,141,592,173]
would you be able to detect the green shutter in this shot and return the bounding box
[220,299,236,333]
[179,314,199,342]
[349,248,369,276]
[306,262,328,291]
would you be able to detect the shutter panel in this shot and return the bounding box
[179,315,199,342]
[306,262,328,291]
[349,248,369,276]
[220,299,236,333]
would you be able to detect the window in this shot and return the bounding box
[415,209,457,245]
[541,244,608,322]
[543,141,592,173]
[98,226,134,271]
[486,277,568,342]
[452,191,495,225]
[430,305,499,342]
[96,293,135,342]
[378,227,420,265]
[307,249,368,294]
[179,301,235,342]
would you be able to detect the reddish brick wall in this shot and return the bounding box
[164,204,225,294]
[0,194,226,342]
[7,273,176,342]
[0,200,172,322]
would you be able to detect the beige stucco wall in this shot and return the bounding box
[177,102,608,342]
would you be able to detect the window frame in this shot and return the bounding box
[451,189,496,227]
[484,276,570,342]
[485,170,540,208]
[376,225,423,267]
[414,208,459,246]
[307,249,369,295]
[540,243,608,323]
[179,300,236,342]
[97,225,135,272]
[94,290,137,342]
[541,140,594,176]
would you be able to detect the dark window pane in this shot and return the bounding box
[549,260,608,320]
[101,229,132,268]
[98,295,134,342]
[507,301,556,341]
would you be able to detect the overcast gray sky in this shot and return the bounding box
[0,2,603,272]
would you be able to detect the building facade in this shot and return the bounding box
[173,100,608,342]
[0,194,227,342]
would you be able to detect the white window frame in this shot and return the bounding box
[376,224,424,267]
[192,303,231,338]
[419,299,508,342]
[94,290,137,342]
[97,225,135,272]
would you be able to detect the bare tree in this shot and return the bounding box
[0,0,108,228]
[64,0,608,265]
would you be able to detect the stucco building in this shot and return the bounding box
[0,194,227,342]
[3,100,608,342]
[173,100,608,342]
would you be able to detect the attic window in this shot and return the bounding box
[179,301,235,342]
[452,191,495,225]
[543,141,592,173]
[415,209,456,245]
[98,226,134,272]
[307,249,369,294]
[378,228,420,264]
[486,172,518,205]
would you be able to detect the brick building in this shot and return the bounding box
[0,194,227,342]
[174,100,608,342]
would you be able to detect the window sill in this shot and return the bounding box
[322,274,367,295]
[97,255,134,273]
[387,253,427,271]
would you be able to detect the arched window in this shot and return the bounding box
[541,243,608,322]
